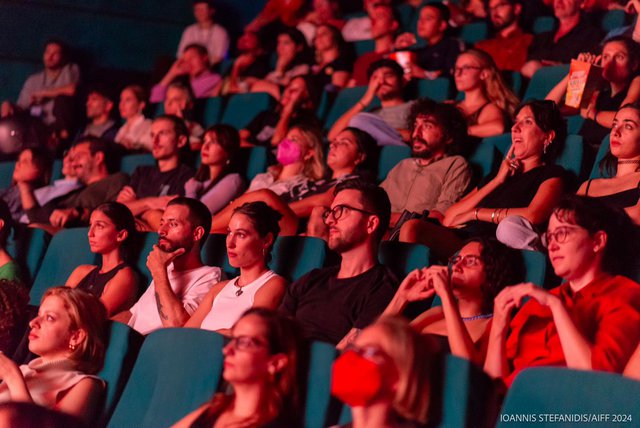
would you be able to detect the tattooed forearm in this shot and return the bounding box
[155,292,169,320]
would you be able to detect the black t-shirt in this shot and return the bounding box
[412,37,464,74]
[245,109,321,147]
[129,164,194,198]
[311,54,353,91]
[527,17,603,63]
[280,264,397,344]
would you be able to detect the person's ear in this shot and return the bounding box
[268,353,289,376]
[94,151,105,166]
[593,230,607,254]
[177,135,189,149]
[438,20,448,33]
[366,215,380,236]
[0,219,4,233]
[69,328,87,350]
[354,152,366,166]
[116,229,128,243]
[514,3,522,16]
[193,225,205,243]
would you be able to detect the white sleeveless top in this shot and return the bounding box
[200,270,280,331]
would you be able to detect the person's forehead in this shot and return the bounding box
[163,204,190,221]
[416,114,441,126]
[333,189,363,206]
[152,118,175,130]
[74,142,91,154]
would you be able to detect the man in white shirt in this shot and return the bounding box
[113,197,222,334]
[176,0,229,65]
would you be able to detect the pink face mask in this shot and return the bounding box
[276,138,303,166]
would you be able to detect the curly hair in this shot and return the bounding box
[406,98,468,155]
[0,280,29,354]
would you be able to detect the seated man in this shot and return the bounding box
[1,39,79,130]
[74,86,119,144]
[380,98,472,227]
[348,3,399,86]
[176,0,229,65]
[329,59,413,145]
[475,0,534,72]
[521,0,602,78]
[342,0,392,42]
[162,81,205,149]
[116,115,194,230]
[0,200,20,281]
[112,197,222,334]
[151,43,221,102]
[280,179,397,347]
[395,2,464,80]
[24,137,128,228]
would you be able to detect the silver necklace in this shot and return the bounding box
[461,313,493,321]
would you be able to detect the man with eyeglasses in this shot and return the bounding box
[280,179,397,347]
[380,98,472,228]
[475,0,534,72]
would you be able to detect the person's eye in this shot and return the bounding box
[46,315,54,322]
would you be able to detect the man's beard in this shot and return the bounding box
[158,236,191,253]
[411,138,436,160]
[492,14,515,32]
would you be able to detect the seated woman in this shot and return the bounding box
[65,202,138,316]
[382,237,523,365]
[400,99,568,259]
[114,84,152,151]
[211,124,328,235]
[186,202,287,334]
[311,24,352,92]
[0,279,29,355]
[241,75,321,147]
[1,147,52,222]
[211,126,376,235]
[250,27,314,99]
[331,316,442,427]
[185,124,246,215]
[0,287,107,424]
[546,36,640,153]
[577,103,640,223]
[454,49,519,138]
[484,195,640,387]
[173,308,306,427]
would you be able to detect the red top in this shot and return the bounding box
[504,275,640,386]
[475,28,534,72]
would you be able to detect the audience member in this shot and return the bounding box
[281,179,397,346]
[348,4,400,87]
[116,115,194,230]
[244,0,306,33]
[1,39,79,130]
[311,24,353,91]
[173,308,306,428]
[0,279,29,355]
[395,2,464,80]
[65,202,139,316]
[186,202,287,333]
[114,85,152,151]
[400,100,567,259]
[16,147,81,224]
[0,200,20,281]
[241,76,321,147]
[112,197,221,334]
[250,27,314,98]
[546,37,640,152]
[74,86,118,144]
[184,124,245,215]
[161,81,205,149]
[521,0,603,78]
[382,237,524,364]
[331,316,441,427]
[0,287,107,424]
[176,0,229,65]
[1,147,52,222]
[454,49,519,138]
[151,44,221,103]
[329,59,413,145]
[297,0,345,43]
[214,31,270,96]
[475,0,534,72]
[380,99,472,227]
[485,196,640,386]
[342,0,392,42]
[25,137,129,228]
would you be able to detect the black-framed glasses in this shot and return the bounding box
[322,204,375,224]
[452,65,483,75]
[542,226,579,248]
[448,254,483,268]
[226,335,268,351]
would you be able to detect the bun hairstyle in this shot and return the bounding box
[232,202,283,263]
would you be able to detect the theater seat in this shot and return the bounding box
[305,341,340,428]
[119,153,156,175]
[0,161,13,189]
[555,134,584,178]
[107,328,225,428]
[498,367,640,427]
[324,86,381,130]
[237,146,268,181]
[201,96,224,127]
[378,241,431,279]
[522,64,570,102]
[458,21,488,44]
[377,145,411,182]
[221,92,274,129]
[589,134,611,179]
[6,226,48,285]
[416,77,452,102]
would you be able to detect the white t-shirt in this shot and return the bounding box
[128,263,222,335]
[176,23,230,64]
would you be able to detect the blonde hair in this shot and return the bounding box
[41,287,108,374]
[462,48,520,118]
[376,316,441,424]
[272,124,326,181]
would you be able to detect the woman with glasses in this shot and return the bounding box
[484,195,640,387]
[173,308,306,428]
[400,99,568,259]
[211,126,376,235]
[186,202,287,335]
[331,316,442,427]
[454,49,519,138]
[381,237,523,365]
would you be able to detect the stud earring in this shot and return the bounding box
[69,343,77,351]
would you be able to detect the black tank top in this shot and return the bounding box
[75,263,129,298]
[585,179,640,209]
